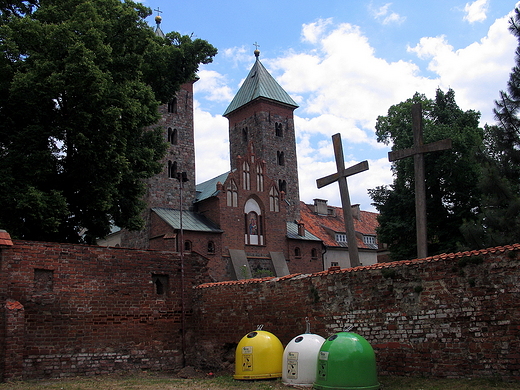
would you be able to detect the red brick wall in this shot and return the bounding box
[0,240,210,381]
[190,245,520,380]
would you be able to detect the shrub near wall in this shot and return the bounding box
[191,245,520,380]
[0,240,210,381]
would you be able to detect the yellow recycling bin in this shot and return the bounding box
[234,326,283,380]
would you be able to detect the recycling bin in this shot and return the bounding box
[283,332,325,386]
[314,332,380,390]
[234,327,283,380]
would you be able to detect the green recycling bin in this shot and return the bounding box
[314,332,379,390]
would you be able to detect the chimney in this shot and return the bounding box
[351,204,361,220]
[297,222,305,237]
[314,199,328,215]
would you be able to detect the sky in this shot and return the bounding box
[143,0,518,212]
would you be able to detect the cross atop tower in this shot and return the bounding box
[253,42,260,50]
[154,7,163,16]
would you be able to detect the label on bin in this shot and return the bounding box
[242,346,253,354]
[242,346,253,371]
[286,352,299,379]
[318,351,329,361]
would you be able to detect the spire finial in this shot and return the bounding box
[253,42,260,57]
[154,7,163,24]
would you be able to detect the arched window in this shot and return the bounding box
[269,187,279,212]
[184,240,192,252]
[311,248,318,260]
[227,180,238,207]
[294,247,301,258]
[256,164,264,192]
[168,97,177,113]
[242,161,250,190]
[244,198,264,246]
[167,128,178,145]
[277,151,285,166]
[275,122,283,137]
[279,179,287,194]
[207,241,215,254]
[242,127,248,143]
[168,161,177,179]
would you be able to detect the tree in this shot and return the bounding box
[369,89,484,261]
[0,0,217,243]
[461,7,520,248]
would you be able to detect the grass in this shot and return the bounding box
[0,373,519,390]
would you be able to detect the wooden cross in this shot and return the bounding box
[388,103,452,259]
[317,133,369,268]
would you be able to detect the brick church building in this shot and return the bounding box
[101,17,379,281]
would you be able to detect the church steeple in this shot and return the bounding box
[154,7,165,38]
[223,50,298,117]
[225,48,301,221]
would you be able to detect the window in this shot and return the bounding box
[277,151,285,166]
[227,180,238,207]
[242,127,248,143]
[168,161,177,179]
[167,128,178,145]
[244,198,264,246]
[184,240,192,252]
[242,161,251,190]
[363,235,376,245]
[269,187,279,212]
[278,180,287,194]
[168,97,177,113]
[275,122,283,137]
[311,248,318,260]
[207,241,215,254]
[335,233,347,243]
[256,164,264,192]
[294,247,301,258]
[152,274,169,295]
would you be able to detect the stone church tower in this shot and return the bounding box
[223,49,301,221]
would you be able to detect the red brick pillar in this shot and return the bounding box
[3,300,24,381]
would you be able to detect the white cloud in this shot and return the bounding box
[408,12,516,124]
[370,3,406,25]
[463,0,489,23]
[194,69,234,103]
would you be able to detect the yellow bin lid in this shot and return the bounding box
[234,328,283,380]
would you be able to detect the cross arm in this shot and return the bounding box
[316,160,369,189]
[388,139,452,162]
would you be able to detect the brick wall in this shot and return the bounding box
[190,245,520,380]
[0,240,211,381]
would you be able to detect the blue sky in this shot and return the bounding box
[143,0,518,212]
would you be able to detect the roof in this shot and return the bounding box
[286,221,322,241]
[0,229,13,246]
[299,201,379,250]
[195,171,230,203]
[223,53,298,116]
[152,207,223,233]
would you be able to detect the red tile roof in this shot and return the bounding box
[195,243,520,289]
[298,201,378,249]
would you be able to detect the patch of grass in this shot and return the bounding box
[0,373,519,390]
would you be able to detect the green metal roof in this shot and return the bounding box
[223,54,298,116]
[195,171,231,203]
[286,222,322,241]
[152,207,222,233]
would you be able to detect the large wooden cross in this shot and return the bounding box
[388,103,452,259]
[317,133,369,268]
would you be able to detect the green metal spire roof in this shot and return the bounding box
[223,52,298,116]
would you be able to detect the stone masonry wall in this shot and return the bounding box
[190,245,520,381]
[0,240,210,381]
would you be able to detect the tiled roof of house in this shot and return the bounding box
[298,201,378,249]
[0,230,13,246]
[195,171,230,203]
[223,53,298,117]
[286,221,322,241]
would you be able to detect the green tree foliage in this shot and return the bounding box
[0,0,217,243]
[369,89,484,260]
[461,8,520,248]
